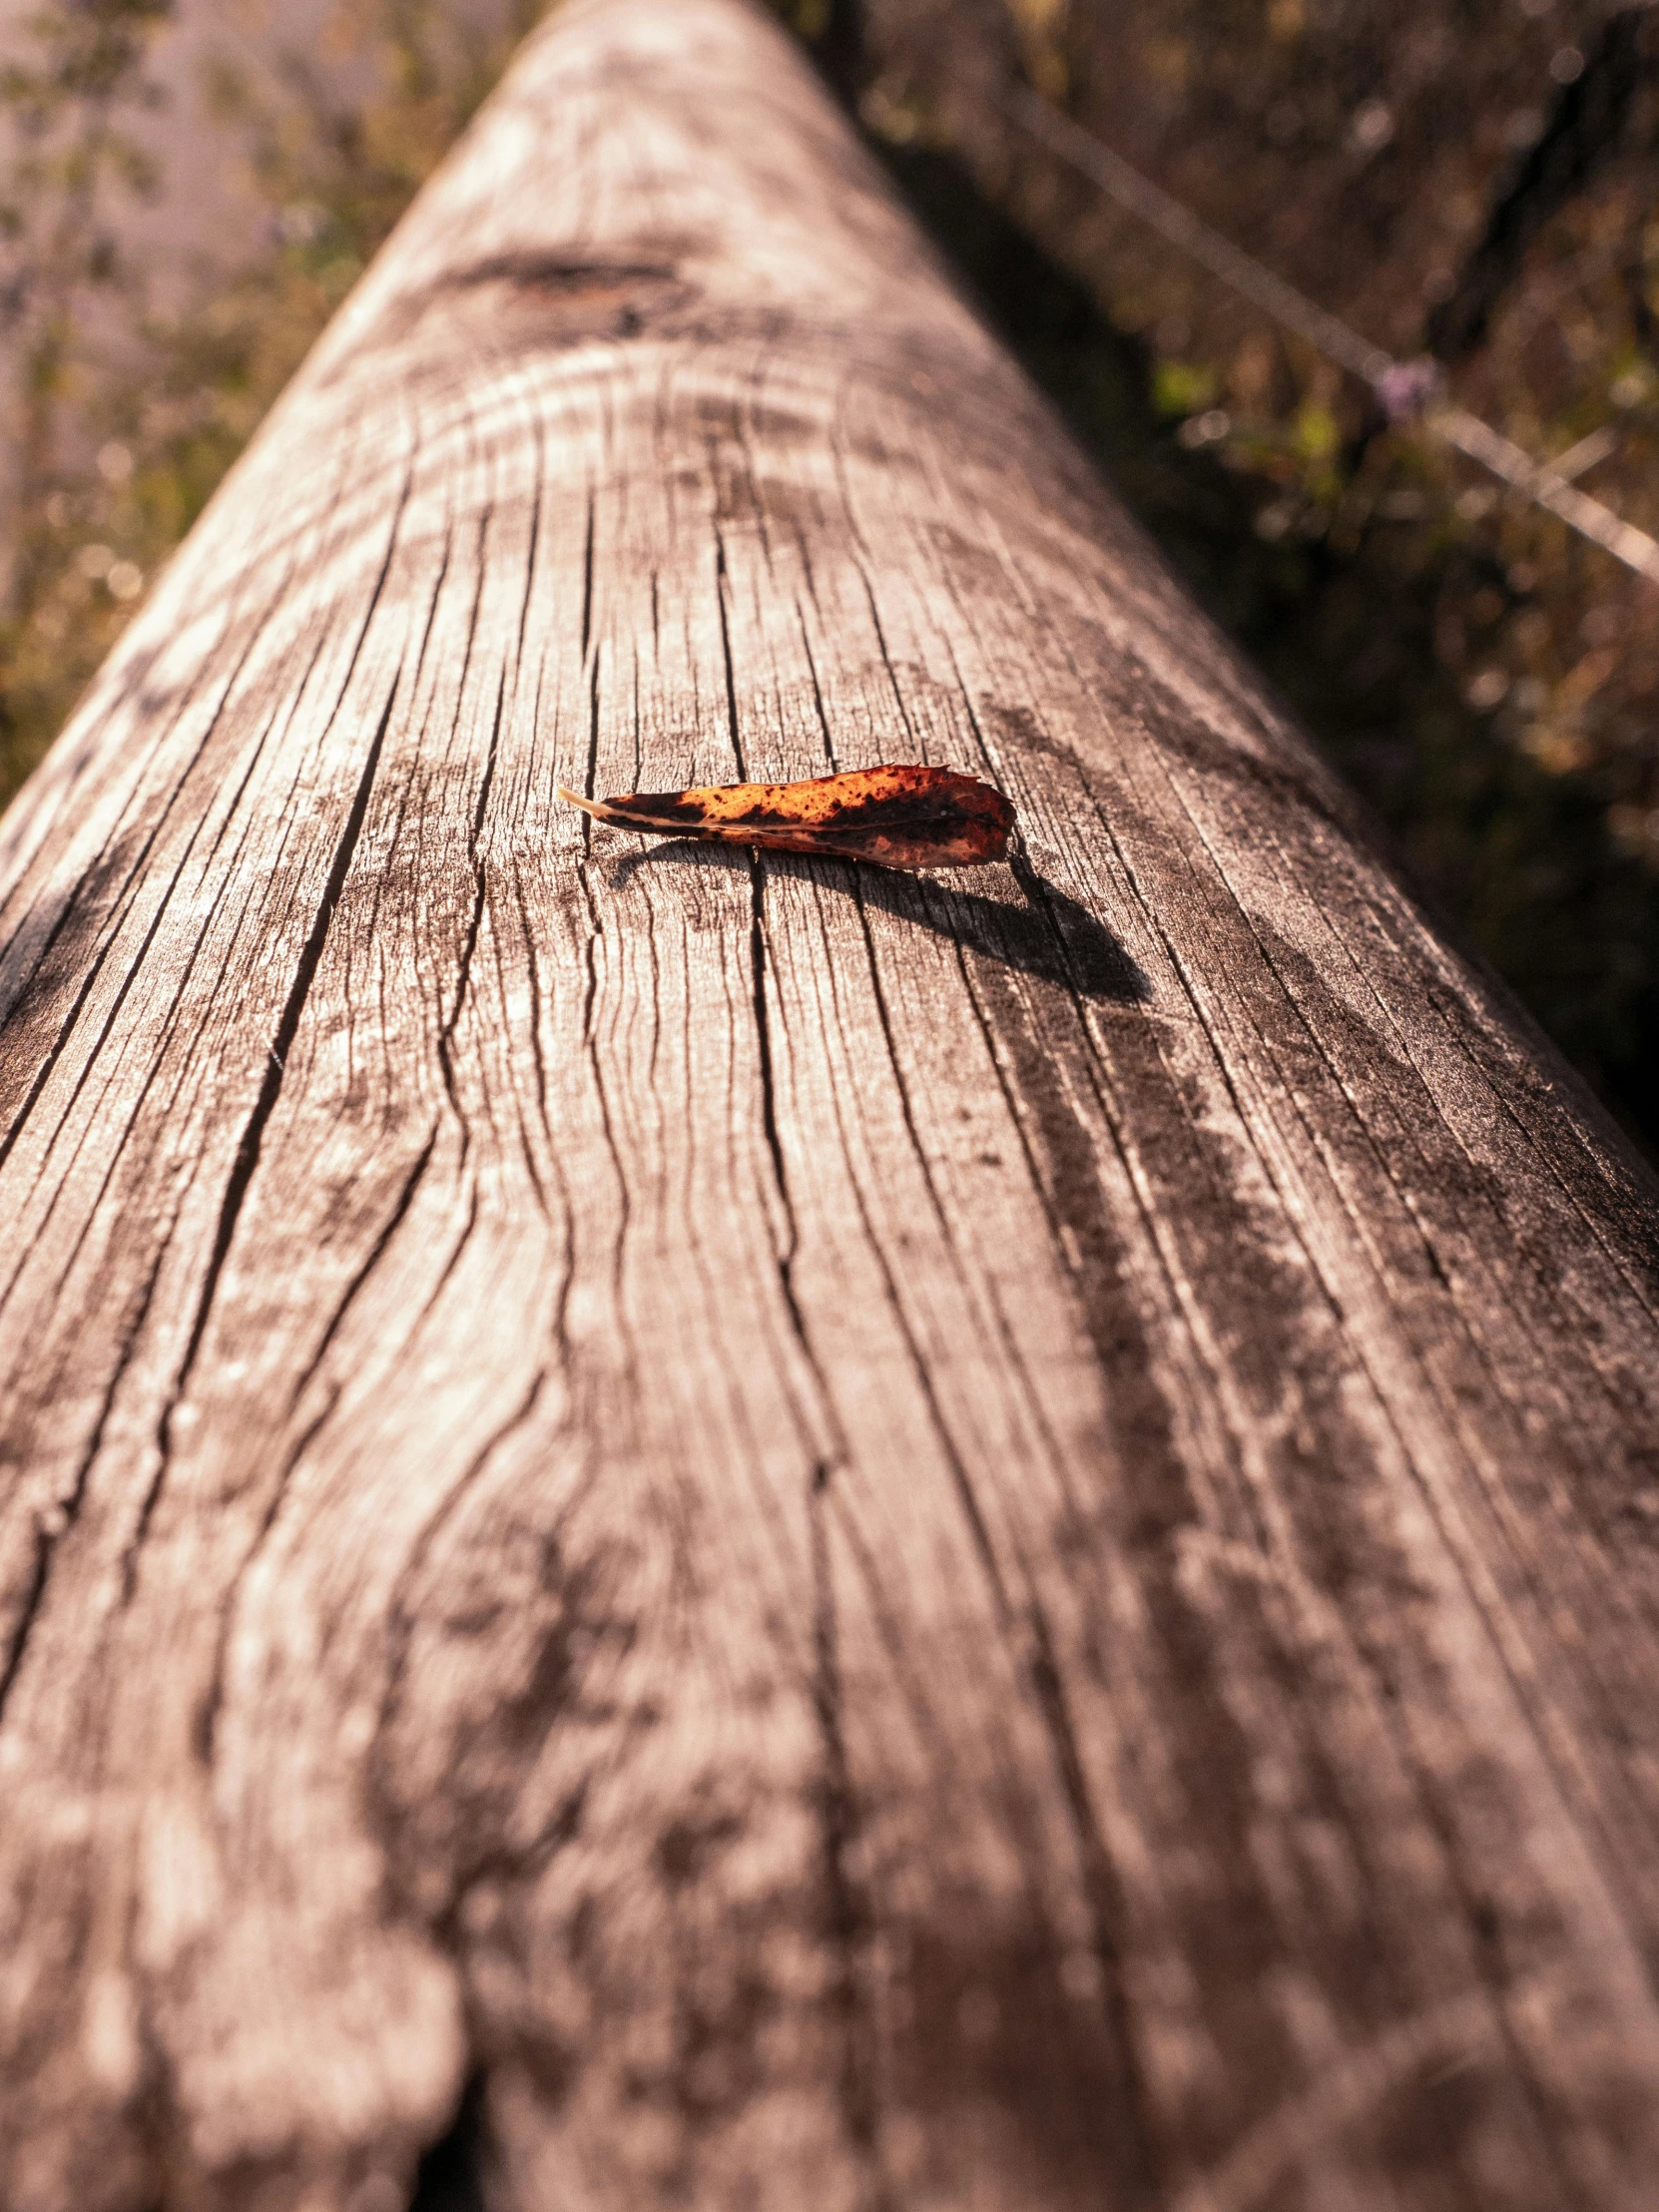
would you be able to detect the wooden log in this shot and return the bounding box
[2,1,1658,2205]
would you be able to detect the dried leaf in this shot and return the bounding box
[557,764,1016,871]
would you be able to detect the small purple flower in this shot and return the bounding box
[1376,357,1442,424]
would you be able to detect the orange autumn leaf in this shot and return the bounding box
[557,764,1016,870]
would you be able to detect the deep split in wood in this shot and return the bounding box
[2,1,1658,2206]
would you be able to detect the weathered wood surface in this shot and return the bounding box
[3,2,1659,2206]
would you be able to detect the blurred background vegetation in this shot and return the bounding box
[1,0,1654,1152]
[0,0,536,804]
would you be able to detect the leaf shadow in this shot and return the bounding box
[605,838,1153,1004]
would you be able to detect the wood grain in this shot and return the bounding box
[2,2,1658,2206]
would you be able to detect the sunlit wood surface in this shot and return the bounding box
[3,2,1659,2206]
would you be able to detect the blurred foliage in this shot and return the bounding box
[0,0,172,799]
[791,0,1659,1150]
[0,0,540,809]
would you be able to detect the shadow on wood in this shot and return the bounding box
[607,837,1155,1003]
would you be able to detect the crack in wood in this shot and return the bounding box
[124,668,400,1600]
